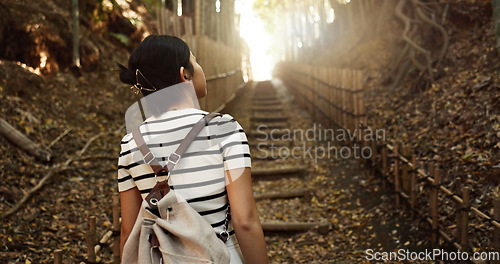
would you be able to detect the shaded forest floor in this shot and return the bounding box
[312,0,499,253]
[0,0,499,263]
[226,80,434,263]
[0,57,136,262]
[0,1,143,262]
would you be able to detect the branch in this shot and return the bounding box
[395,0,434,82]
[409,48,426,71]
[47,128,72,149]
[0,126,125,219]
[390,42,410,75]
[79,154,117,161]
[0,117,52,162]
[414,2,449,68]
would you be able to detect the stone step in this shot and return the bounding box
[251,115,289,122]
[251,122,289,129]
[261,221,330,234]
[251,151,280,160]
[248,129,289,139]
[250,106,284,112]
[251,100,282,106]
[252,96,279,101]
[251,165,307,178]
[254,189,313,201]
[249,140,291,149]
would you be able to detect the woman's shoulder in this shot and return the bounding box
[211,112,241,127]
[120,133,133,146]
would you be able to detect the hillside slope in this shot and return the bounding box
[0,0,156,262]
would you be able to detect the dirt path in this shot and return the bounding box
[223,79,433,263]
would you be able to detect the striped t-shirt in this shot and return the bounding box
[117,108,251,235]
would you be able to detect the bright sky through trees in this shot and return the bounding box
[236,0,273,81]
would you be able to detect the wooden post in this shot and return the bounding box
[215,0,221,42]
[494,198,500,257]
[402,146,410,194]
[72,0,80,67]
[357,71,365,128]
[54,249,63,264]
[172,0,178,15]
[322,68,329,127]
[455,177,462,241]
[159,0,165,34]
[410,154,417,219]
[113,194,121,264]
[358,125,364,153]
[335,69,340,128]
[319,68,324,125]
[460,187,470,252]
[430,166,440,246]
[352,71,359,135]
[341,69,347,132]
[194,0,201,35]
[394,144,400,208]
[86,216,97,263]
[337,68,341,129]
[381,142,387,189]
[351,71,357,133]
[370,139,377,177]
[328,68,334,128]
[312,69,317,123]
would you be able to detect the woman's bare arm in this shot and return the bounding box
[119,187,142,258]
[226,167,269,264]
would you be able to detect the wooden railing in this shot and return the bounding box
[53,20,247,264]
[157,7,246,113]
[182,35,245,112]
[371,142,500,261]
[53,194,121,264]
[274,61,500,260]
[274,61,365,133]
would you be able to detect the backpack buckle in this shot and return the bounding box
[167,153,181,165]
[143,151,155,164]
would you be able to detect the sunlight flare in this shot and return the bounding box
[237,0,273,81]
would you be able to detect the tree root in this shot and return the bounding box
[391,0,448,91]
[414,0,449,69]
[396,0,434,82]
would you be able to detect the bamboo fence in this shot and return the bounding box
[274,61,500,260]
[52,194,120,264]
[274,61,365,134]
[157,8,245,113]
[373,142,500,260]
[158,7,193,37]
[52,9,247,264]
[183,35,245,112]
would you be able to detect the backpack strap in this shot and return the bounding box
[133,112,232,244]
[132,112,222,176]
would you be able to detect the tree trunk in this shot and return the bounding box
[493,0,500,54]
[377,0,396,36]
[0,118,51,162]
[72,0,80,67]
[194,0,200,35]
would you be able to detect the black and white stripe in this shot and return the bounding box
[117,108,251,235]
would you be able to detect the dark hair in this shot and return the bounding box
[119,35,194,96]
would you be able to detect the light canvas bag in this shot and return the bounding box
[122,113,230,264]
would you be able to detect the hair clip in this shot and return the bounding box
[130,69,157,94]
